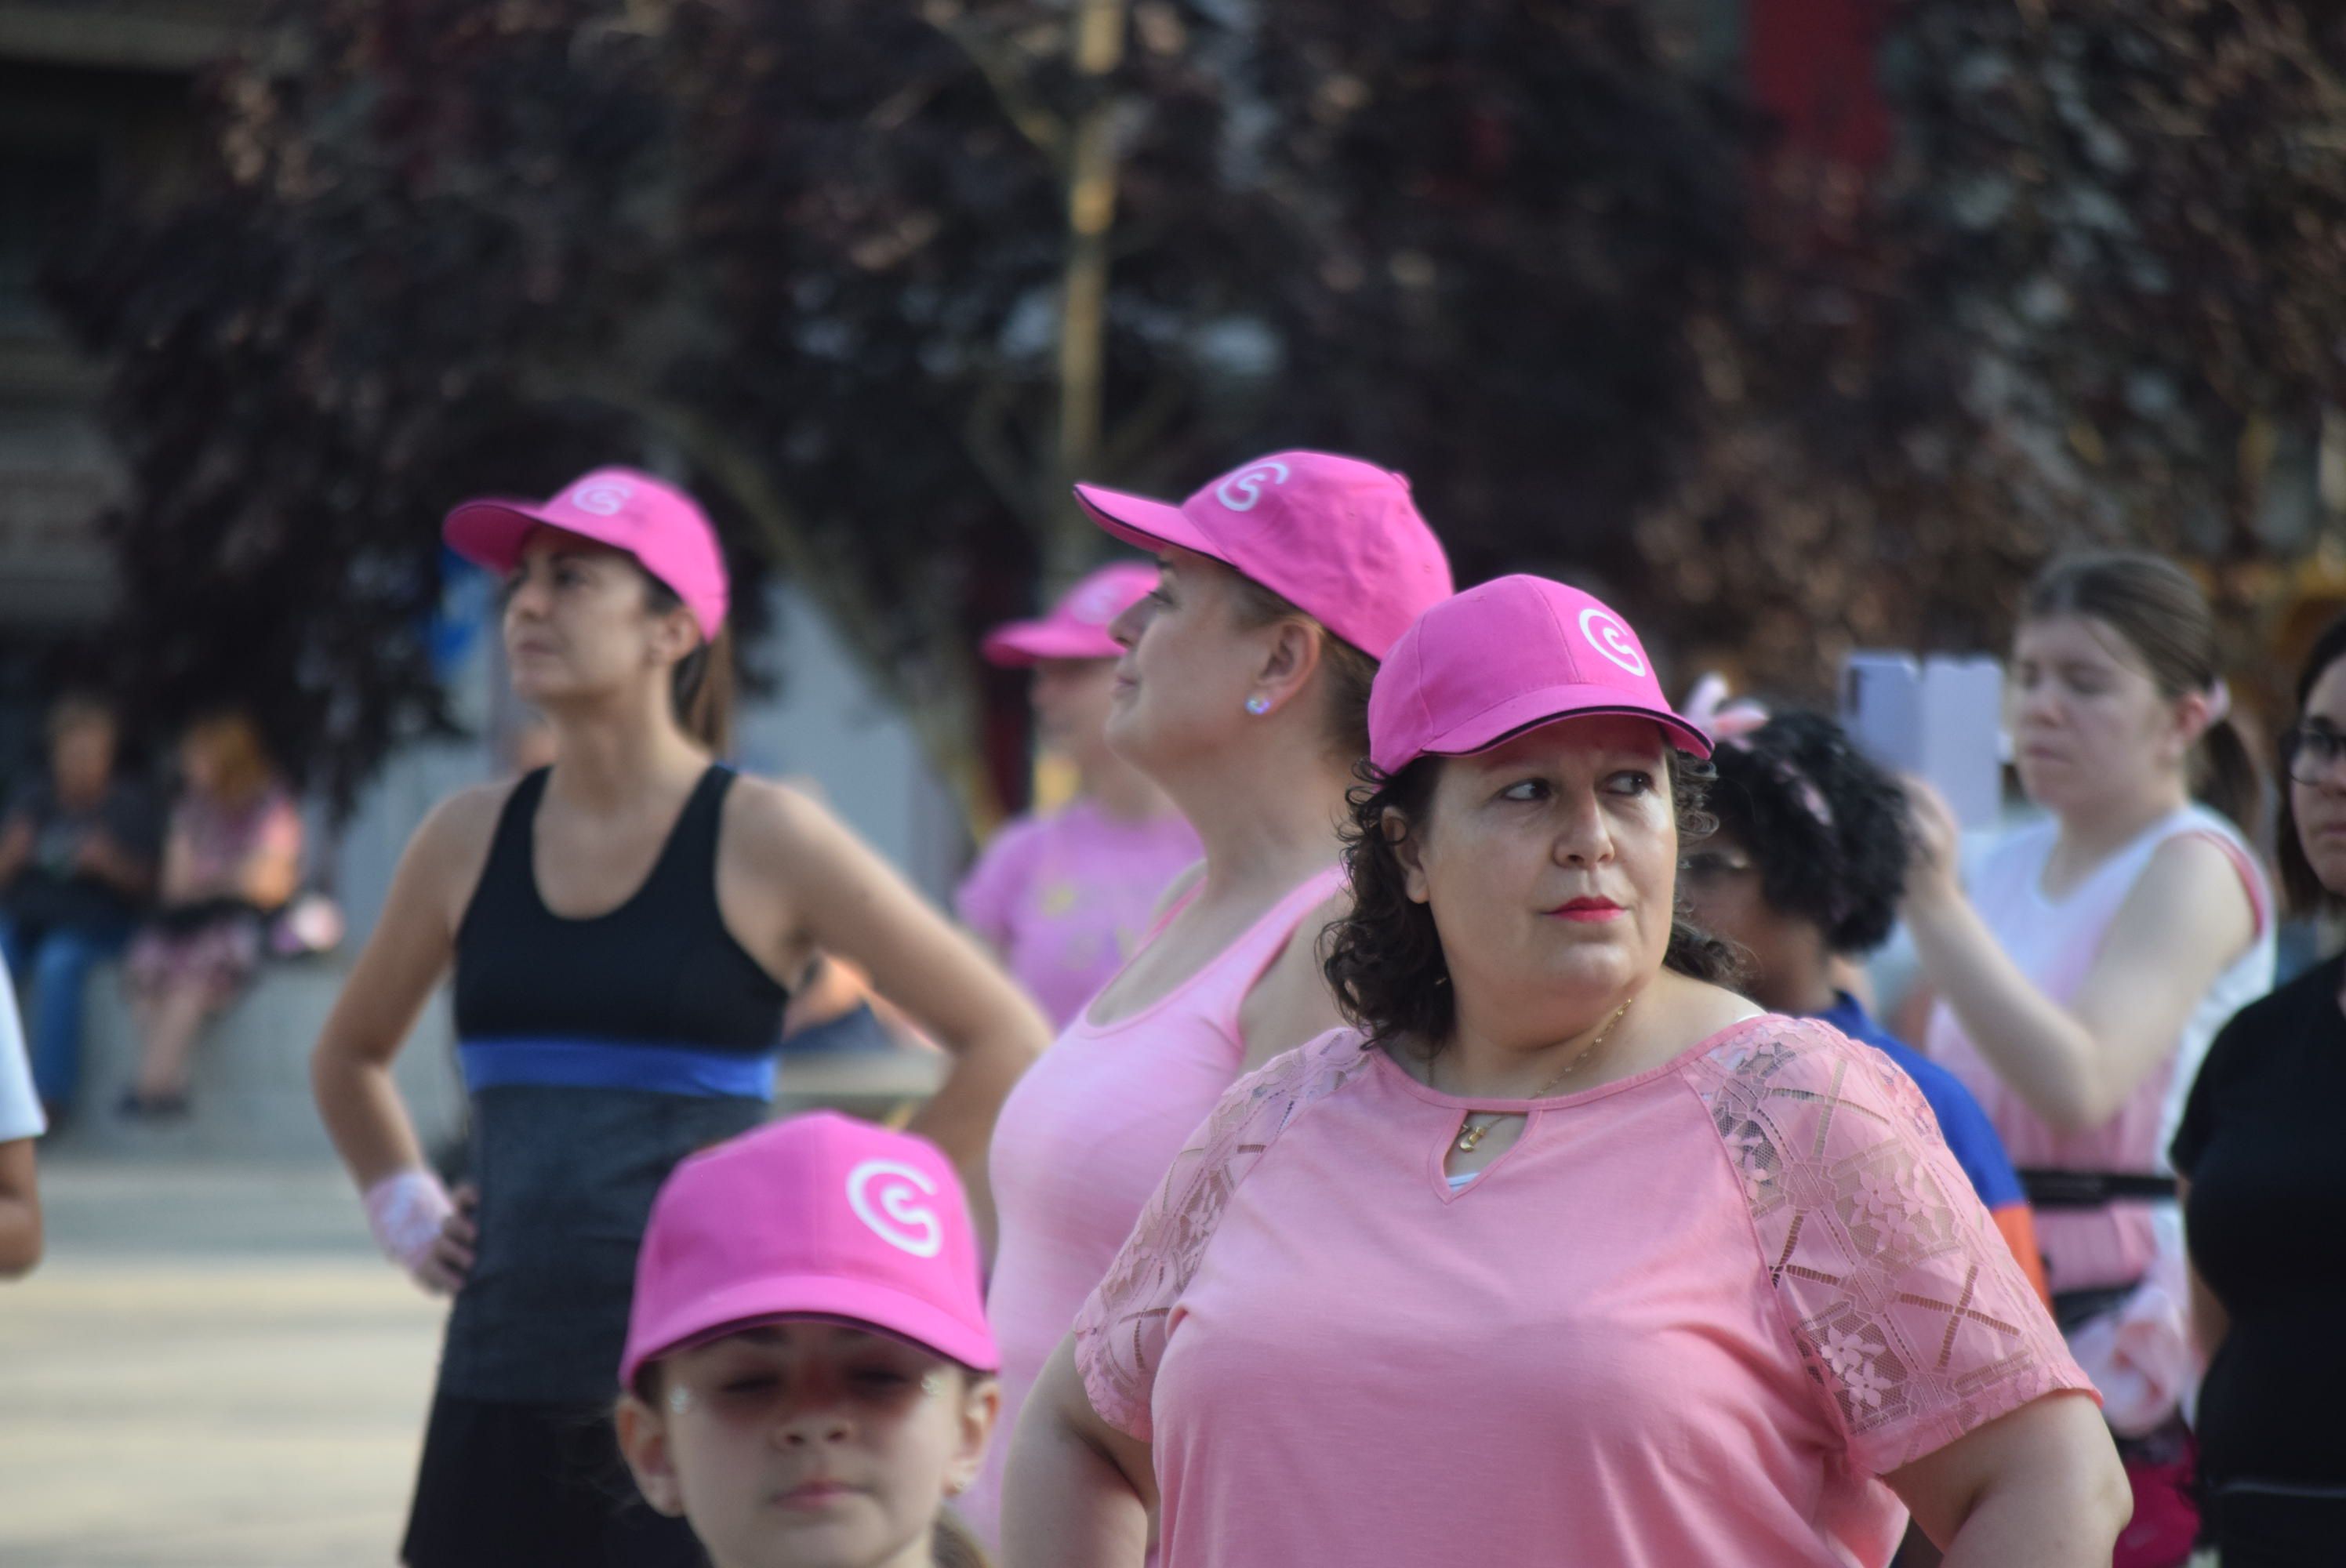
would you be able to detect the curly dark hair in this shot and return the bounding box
[1323,748,1741,1050]
[1705,710,1913,956]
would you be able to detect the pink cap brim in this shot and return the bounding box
[980,620,1122,667]
[441,501,725,641]
[444,502,663,583]
[1386,684,1712,774]
[441,499,564,572]
[1073,484,1226,564]
[622,1272,1001,1390]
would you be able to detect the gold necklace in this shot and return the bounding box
[1451,998,1634,1153]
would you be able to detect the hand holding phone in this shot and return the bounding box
[1839,652,2005,831]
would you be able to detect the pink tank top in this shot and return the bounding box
[960,863,1347,1548]
[1924,804,2272,1294]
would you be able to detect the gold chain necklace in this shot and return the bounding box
[1451,997,1634,1153]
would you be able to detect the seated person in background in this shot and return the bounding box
[119,709,303,1118]
[0,693,161,1122]
[0,963,43,1276]
[1680,706,2051,1306]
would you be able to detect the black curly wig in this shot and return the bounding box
[1705,710,1913,956]
[1323,748,1741,1051]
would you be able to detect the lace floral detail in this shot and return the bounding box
[1690,1018,2096,1474]
[1072,1030,1377,1440]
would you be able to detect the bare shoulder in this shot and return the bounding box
[1652,972,1764,1043]
[1237,885,1356,1067]
[1267,887,1351,977]
[1258,884,1351,995]
[411,779,518,873]
[2118,829,2260,941]
[716,775,875,900]
[2139,829,2256,897]
[718,773,832,857]
[392,779,521,935]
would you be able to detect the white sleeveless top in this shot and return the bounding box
[1924,803,2272,1294]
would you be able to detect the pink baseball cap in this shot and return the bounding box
[1368,574,1712,775]
[444,466,729,641]
[1073,450,1453,659]
[980,561,1160,666]
[619,1112,997,1390]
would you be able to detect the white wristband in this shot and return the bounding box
[364,1168,456,1279]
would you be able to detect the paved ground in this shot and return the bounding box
[0,1159,443,1567]
[0,1040,942,1567]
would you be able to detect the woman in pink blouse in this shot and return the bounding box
[1007,575,2126,1567]
[961,452,1452,1544]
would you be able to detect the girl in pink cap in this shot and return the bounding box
[616,1112,1003,1568]
[309,468,1048,1567]
[1006,574,2126,1567]
[957,562,1201,1029]
[961,451,1453,1544]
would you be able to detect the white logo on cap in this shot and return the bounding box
[1578,606,1647,677]
[845,1160,943,1258]
[1215,461,1291,512]
[568,479,634,517]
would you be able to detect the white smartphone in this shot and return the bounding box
[1839,652,2006,829]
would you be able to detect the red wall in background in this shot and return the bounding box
[1746,0,1893,169]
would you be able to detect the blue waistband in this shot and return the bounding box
[459,1036,777,1100]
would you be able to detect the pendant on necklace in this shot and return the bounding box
[1456,1122,1488,1153]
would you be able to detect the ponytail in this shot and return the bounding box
[639,569,735,757]
[671,622,735,757]
[2193,713,2264,847]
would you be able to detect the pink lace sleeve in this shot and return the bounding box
[1690,1018,2099,1475]
[1071,1030,1373,1441]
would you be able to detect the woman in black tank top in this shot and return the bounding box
[310,468,1049,1568]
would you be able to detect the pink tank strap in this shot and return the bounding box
[1134,870,1205,950]
[1198,862,1349,1044]
[2171,827,2272,939]
[1078,862,1346,1040]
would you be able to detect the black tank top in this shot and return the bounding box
[439,764,793,1405]
[453,764,789,1052]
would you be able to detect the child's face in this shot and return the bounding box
[618,1321,999,1568]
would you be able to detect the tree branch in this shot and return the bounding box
[921,8,1067,165]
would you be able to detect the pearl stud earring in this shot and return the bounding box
[1244,695,1270,716]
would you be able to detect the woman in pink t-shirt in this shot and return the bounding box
[961,452,1452,1545]
[958,562,1203,1030]
[1007,575,2123,1567]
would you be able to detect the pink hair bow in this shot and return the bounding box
[1680,673,1770,744]
[1681,675,1835,832]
